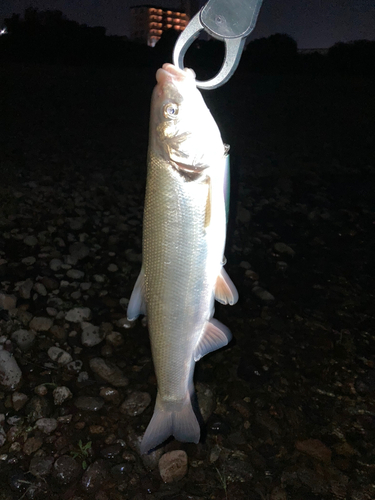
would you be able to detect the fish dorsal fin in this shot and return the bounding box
[193,319,232,362]
[127,267,147,321]
[215,266,239,305]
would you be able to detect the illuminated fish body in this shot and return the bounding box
[127,63,238,454]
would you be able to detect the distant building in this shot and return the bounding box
[130,4,190,47]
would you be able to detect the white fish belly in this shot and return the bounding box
[143,152,225,405]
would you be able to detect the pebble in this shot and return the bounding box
[48,346,72,365]
[0,427,6,447]
[53,455,82,484]
[67,269,85,279]
[0,292,17,310]
[18,279,34,299]
[252,286,275,302]
[107,264,118,272]
[29,316,53,331]
[65,307,91,322]
[295,438,332,463]
[274,242,296,257]
[99,387,121,404]
[74,396,105,412]
[53,386,73,405]
[29,456,54,477]
[81,460,108,493]
[26,396,51,422]
[236,206,251,223]
[196,383,215,422]
[106,331,124,347]
[33,283,47,296]
[69,242,90,260]
[24,235,38,246]
[11,392,28,411]
[94,274,105,283]
[100,443,122,459]
[66,359,83,373]
[50,258,63,271]
[111,463,132,478]
[0,349,22,391]
[89,358,129,387]
[35,417,58,434]
[23,436,43,455]
[81,323,105,347]
[22,256,36,265]
[11,329,35,351]
[120,391,151,416]
[158,450,188,483]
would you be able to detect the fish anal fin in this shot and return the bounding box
[215,266,239,305]
[193,318,232,362]
[127,267,146,321]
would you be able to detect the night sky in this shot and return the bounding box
[1,0,374,49]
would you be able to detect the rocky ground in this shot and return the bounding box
[0,64,375,499]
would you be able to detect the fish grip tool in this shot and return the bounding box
[173,0,264,89]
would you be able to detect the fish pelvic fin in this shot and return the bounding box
[194,318,232,362]
[127,267,146,321]
[140,394,200,454]
[215,266,239,305]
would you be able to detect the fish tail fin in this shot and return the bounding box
[140,393,200,454]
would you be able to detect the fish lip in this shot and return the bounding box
[156,63,196,85]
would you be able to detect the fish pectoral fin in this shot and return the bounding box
[127,267,147,321]
[140,394,200,454]
[215,266,239,305]
[194,318,232,362]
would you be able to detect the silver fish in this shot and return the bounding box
[127,63,238,454]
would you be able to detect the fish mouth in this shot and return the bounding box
[156,63,196,86]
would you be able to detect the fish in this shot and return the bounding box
[127,63,238,454]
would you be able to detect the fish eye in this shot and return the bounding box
[163,102,179,119]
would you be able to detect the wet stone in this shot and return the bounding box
[29,316,53,332]
[0,349,22,391]
[99,387,121,405]
[295,438,332,463]
[53,455,82,484]
[24,235,38,246]
[120,391,151,416]
[0,292,17,310]
[111,463,133,478]
[23,436,43,455]
[18,279,33,299]
[26,396,51,422]
[252,286,275,302]
[29,456,54,477]
[67,269,85,279]
[81,323,105,347]
[50,258,63,271]
[100,443,122,459]
[53,386,73,405]
[11,392,28,411]
[89,358,128,387]
[74,396,105,412]
[33,282,47,296]
[106,331,123,347]
[11,329,35,351]
[65,307,91,323]
[196,383,215,422]
[158,450,188,483]
[69,242,90,261]
[274,242,296,257]
[81,459,108,493]
[35,417,58,434]
[48,346,72,365]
